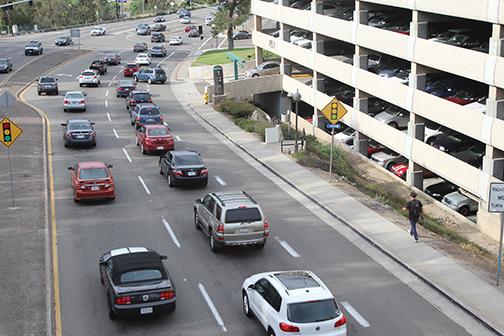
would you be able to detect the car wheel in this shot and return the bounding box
[427,137,436,146]
[108,296,117,320]
[202,178,208,187]
[63,108,67,112]
[141,144,146,154]
[131,118,134,125]
[79,83,82,87]
[168,173,175,187]
[54,91,59,95]
[64,141,68,147]
[134,76,138,83]
[82,108,86,112]
[160,81,166,84]
[256,241,266,249]
[194,212,202,230]
[458,206,470,217]
[242,292,252,317]
[252,74,259,78]
[385,162,395,171]
[389,122,399,129]
[159,164,164,175]
[37,91,41,95]
[209,233,220,253]
[147,78,152,84]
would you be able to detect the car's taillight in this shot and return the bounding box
[92,76,97,79]
[263,219,269,236]
[115,296,132,305]
[79,75,83,79]
[217,223,224,233]
[64,100,69,104]
[174,170,183,176]
[148,98,153,102]
[160,115,164,121]
[130,99,136,103]
[279,322,300,332]
[334,315,347,328]
[79,100,85,104]
[160,290,175,300]
[200,168,208,175]
[136,117,140,121]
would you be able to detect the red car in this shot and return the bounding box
[69,161,115,202]
[366,140,384,157]
[391,162,436,180]
[123,63,139,77]
[136,124,174,154]
[444,89,482,105]
[184,25,197,33]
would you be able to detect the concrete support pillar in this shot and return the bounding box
[254,14,262,33]
[410,63,428,91]
[354,131,369,157]
[411,11,430,39]
[353,53,369,71]
[255,46,264,67]
[406,162,424,189]
[314,33,325,55]
[314,0,324,15]
[353,96,369,114]
[280,23,291,43]
[312,71,324,128]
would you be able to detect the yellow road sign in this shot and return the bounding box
[321,97,348,125]
[0,117,23,147]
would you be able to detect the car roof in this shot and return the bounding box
[67,118,90,124]
[126,63,137,66]
[144,124,167,129]
[109,249,166,284]
[137,53,148,57]
[118,80,134,85]
[137,103,158,108]
[172,150,200,157]
[78,161,107,169]
[132,90,150,94]
[212,190,257,207]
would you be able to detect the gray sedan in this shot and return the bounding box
[63,91,86,112]
[61,118,96,148]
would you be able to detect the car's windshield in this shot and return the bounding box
[120,269,162,284]
[105,54,115,58]
[153,46,163,50]
[139,107,160,115]
[66,93,84,99]
[40,77,55,83]
[68,121,91,130]
[173,154,202,166]
[0,59,8,64]
[79,168,108,180]
[342,127,355,136]
[287,299,339,323]
[448,34,467,43]
[27,43,38,47]
[225,208,262,223]
[148,128,168,136]
[134,93,150,101]
[57,37,66,40]
[155,69,166,75]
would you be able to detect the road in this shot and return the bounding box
[1,8,478,336]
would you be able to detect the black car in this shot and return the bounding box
[133,42,148,52]
[154,16,165,22]
[103,53,121,65]
[25,41,43,55]
[99,247,176,319]
[61,118,96,148]
[425,181,459,201]
[90,60,107,75]
[452,145,485,168]
[126,90,153,110]
[159,150,208,187]
[151,32,166,43]
[55,36,73,46]
[0,58,13,73]
[151,23,166,32]
[367,98,390,116]
[431,133,479,153]
[116,80,136,98]
[37,76,58,95]
[441,32,483,49]
[232,30,251,40]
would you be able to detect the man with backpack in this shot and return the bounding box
[403,191,423,242]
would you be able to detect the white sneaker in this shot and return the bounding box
[409,229,412,235]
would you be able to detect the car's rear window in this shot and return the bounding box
[40,77,55,83]
[153,46,163,49]
[68,122,90,130]
[105,54,115,58]
[287,299,339,323]
[174,154,202,166]
[225,208,262,223]
[82,71,95,76]
[79,168,108,180]
[155,69,166,75]
[66,93,83,99]
[126,64,137,68]
[140,107,160,115]
[148,128,168,136]
[134,93,150,101]
[120,269,162,284]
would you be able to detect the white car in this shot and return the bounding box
[242,270,347,336]
[135,53,151,66]
[169,36,183,45]
[78,69,100,87]
[205,15,214,25]
[334,127,355,145]
[90,26,106,36]
[63,91,86,112]
[370,149,407,170]
[180,16,191,24]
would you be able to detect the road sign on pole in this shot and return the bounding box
[489,182,504,286]
[0,90,16,108]
[321,97,348,125]
[0,117,23,147]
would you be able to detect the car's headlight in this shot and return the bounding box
[439,146,445,151]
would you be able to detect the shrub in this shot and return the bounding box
[217,99,256,118]
[234,118,271,141]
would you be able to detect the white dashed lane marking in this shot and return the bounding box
[138,176,151,195]
[105,90,109,97]
[215,176,226,186]
[112,129,119,139]
[161,217,181,248]
[105,100,108,107]
[274,236,300,258]
[122,148,132,163]
[175,135,181,141]
[198,283,227,333]
[340,301,370,328]
[107,113,112,122]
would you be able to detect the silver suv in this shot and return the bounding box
[193,191,269,252]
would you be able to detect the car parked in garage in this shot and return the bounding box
[425,180,459,201]
[370,149,407,170]
[244,61,281,77]
[136,124,174,154]
[442,191,478,216]
[373,105,409,129]
[61,118,96,148]
[431,132,479,153]
[69,161,114,202]
[99,247,176,319]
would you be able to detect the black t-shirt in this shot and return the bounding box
[406,199,422,220]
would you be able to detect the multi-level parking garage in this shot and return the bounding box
[250,0,504,240]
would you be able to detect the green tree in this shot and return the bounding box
[211,0,250,50]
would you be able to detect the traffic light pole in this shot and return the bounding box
[7,146,15,207]
[329,128,334,182]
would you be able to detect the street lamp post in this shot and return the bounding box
[288,90,302,152]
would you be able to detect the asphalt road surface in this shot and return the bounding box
[1,8,479,336]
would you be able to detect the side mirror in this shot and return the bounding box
[99,260,107,265]
[60,123,67,127]
[56,78,58,81]
[160,255,168,260]
[195,199,202,204]
[107,164,113,168]
[67,167,74,171]
[91,122,95,125]
[83,92,87,96]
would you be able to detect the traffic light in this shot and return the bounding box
[2,122,12,143]
[330,102,338,121]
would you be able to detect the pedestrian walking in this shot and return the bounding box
[403,191,423,242]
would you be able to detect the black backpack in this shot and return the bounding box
[409,200,422,218]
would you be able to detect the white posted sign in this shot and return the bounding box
[489,182,504,213]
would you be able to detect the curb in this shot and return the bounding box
[186,103,503,336]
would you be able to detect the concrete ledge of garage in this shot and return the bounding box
[289,115,501,280]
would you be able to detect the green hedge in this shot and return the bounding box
[217,99,256,119]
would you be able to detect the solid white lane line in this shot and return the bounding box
[105,100,108,107]
[108,82,112,87]
[113,129,119,139]
[175,135,181,141]
[105,90,109,97]
[161,217,181,248]
[198,36,213,50]
[215,176,226,186]
[218,37,227,49]
[274,236,300,258]
[198,283,227,332]
[157,51,175,66]
[340,301,370,328]
[107,113,112,122]
[122,148,132,163]
[138,176,151,195]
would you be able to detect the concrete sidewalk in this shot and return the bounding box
[170,60,504,335]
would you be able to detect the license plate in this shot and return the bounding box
[157,146,164,150]
[77,135,85,139]
[91,186,99,191]
[239,228,249,233]
[140,307,153,314]
[187,171,196,176]
[146,119,154,122]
